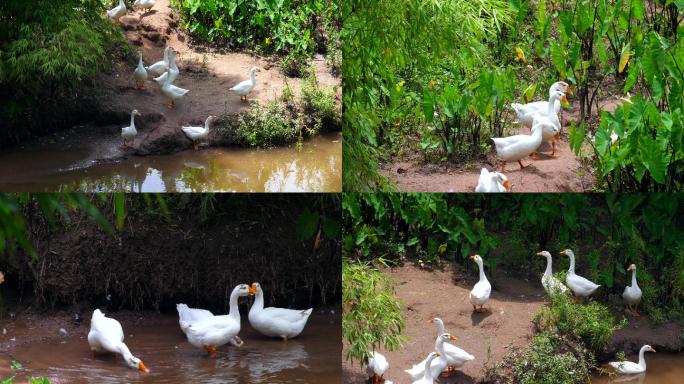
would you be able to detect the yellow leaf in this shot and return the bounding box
[515,47,526,64]
[428,80,436,89]
[619,44,631,73]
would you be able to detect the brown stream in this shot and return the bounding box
[0,313,340,383]
[0,129,341,192]
[590,353,684,383]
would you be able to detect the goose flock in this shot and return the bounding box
[475,81,572,192]
[88,283,313,371]
[105,1,260,150]
[366,250,649,382]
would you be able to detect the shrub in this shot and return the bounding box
[512,334,592,384]
[236,101,296,147]
[301,71,339,130]
[342,258,405,364]
[534,290,625,353]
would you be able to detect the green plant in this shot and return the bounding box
[300,70,338,130]
[534,290,624,352]
[512,334,592,384]
[342,258,405,364]
[236,101,297,147]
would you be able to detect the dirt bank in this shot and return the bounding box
[89,0,340,158]
[342,264,546,384]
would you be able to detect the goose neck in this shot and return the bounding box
[434,319,445,337]
[228,287,242,321]
[631,268,638,288]
[251,288,264,313]
[637,347,647,368]
[567,253,576,274]
[129,112,136,128]
[477,260,486,282]
[544,255,553,277]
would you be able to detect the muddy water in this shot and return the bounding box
[0,313,339,383]
[0,128,341,192]
[591,353,684,383]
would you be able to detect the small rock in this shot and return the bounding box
[59,328,68,337]
[263,63,273,70]
[165,27,171,35]
[397,168,407,174]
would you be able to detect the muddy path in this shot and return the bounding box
[342,264,546,384]
[381,98,628,192]
[82,0,340,158]
[0,309,340,383]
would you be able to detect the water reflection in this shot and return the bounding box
[0,133,341,192]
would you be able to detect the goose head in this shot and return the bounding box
[438,333,457,343]
[559,249,574,258]
[537,251,551,258]
[642,345,656,353]
[627,264,636,271]
[469,254,483,265]
[249,282,260,296]
[234,283,251,297]
[126,356,149,373]
[552,81,572,96]
[492,172,510,191]
[132,109,142,117]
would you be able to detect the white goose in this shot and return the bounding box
[145,47,171,77]
[176,304,243,347]
[529,91,566,159]
[182,116,216,150]
[230,67,259,101]
[428,318,474,370]
[537,251,569,295]
[623,264,642,316]
[511,81,572,127]
[154,48,179,86]
[366,351,390,383]
[411,352,441,384]
[405,333,453,381]
[161,67,189,109]
[88,309,149,372]
[248,282,313,342]
[469,255,491,312]
[132,0,156,13]
[560,249,600,302]
[184,284,250,356]
[492,116,544,172]
[107,0,127,23]
[121,109,141,147]
[608,345,656,374]
[475,168,510,192]
[133,53,147,90]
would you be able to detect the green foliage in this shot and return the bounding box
[342,258,405,365]
[343,193,497,264]
[236,101,297,147]
[171,0,340,76]
[301,71,339,130]
[510,334,592,384]
[1,374,51,384]
[535,291,624,352]
[0,0,123,145]
[342,0,515,190]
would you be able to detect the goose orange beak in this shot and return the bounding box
[566,85,573,95]
[536,251,544,256]
[248,284,257,295]
[449,335,457,341]
[138,361,149,373]
[503,180,511,192]
[469,255,476,260]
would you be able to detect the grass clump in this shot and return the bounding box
[300,71,338,131]
[534,291,625,353]
[510,334,593,384]
[236,101,296,147]
[342,258,405,365]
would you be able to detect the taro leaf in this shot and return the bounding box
[619,43,631,73]
[296,207,320,241]
[322,218,341,239]
[569,121,585,155]
[639,136,668,184]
